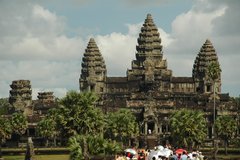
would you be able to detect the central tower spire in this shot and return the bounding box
[127,14,172,90]
[136,14,163,62]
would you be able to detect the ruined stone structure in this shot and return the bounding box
[34,92,56,115]
[9,80,33,115]
[8,80,56,139]
[79,14,237,147]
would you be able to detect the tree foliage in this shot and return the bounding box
[0,116,12,158]
[106,109,139,146]
[11,112,28,136]
[69,135,84,160]
[170,109,207,149]
[55,91,106,159]
[39,91,137,158]
[207,62,221,82]
[37,117,58,146]
[215,115,237,154]
[69,134,122,160]
[59,91,105,136]
[0,98,11,115]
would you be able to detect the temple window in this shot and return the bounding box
[90,85,95,91]
[208,127,212,139]
[207,85,211,92]
[162,125,166,133]
[196,87,200,92]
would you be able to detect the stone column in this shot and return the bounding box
[25,137,35,160]
[159,124,162,134]
[145,122,148,134]
[155,123,158,134]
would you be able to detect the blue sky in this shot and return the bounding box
[38,0,193,35]
[0,0,240,99]
[43,0,193,34]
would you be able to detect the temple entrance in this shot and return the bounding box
[147,121,155,134]
[208,127,212,138]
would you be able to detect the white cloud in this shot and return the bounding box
[32,5,57,22]
[1,0,240,100]
[95,32,137,76]
[165,0,240,96]
[172,6,226,38]
[0,2,85,99]
[0,61,80,99]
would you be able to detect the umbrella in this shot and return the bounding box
[124,148,137,155]
[148,150,161,160]
[156,145,164,151]
[162,148,173,157]
[148,150,169,160]
[175,148,187,155]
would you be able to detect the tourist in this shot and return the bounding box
[148,129,152,134]
[169,152,178,160]
[180,151,188,160]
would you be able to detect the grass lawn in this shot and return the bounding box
[3,154,69,160]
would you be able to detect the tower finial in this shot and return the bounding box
[205,38,211,44]
[136,13,162,59]
[147,14,152,19]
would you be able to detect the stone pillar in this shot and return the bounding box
[212,126,214,138]
[145,122,148,135]
[25,137,35,160]
[160,124,162,134]
[155,123,158,134]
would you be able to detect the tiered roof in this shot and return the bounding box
[192,39,220,79]
[136,14,163,61]
[9,80,32,103]
[81,38,106,80]
[37,92,54,102]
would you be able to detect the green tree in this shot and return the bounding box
[59,91,105,159]
[69,134,122,160]
[87,135,122,157]
[207,61,221,159]
[215,115,237,155]
[0,117,12,158]
[104,139,122,156]
[106,109,139,147]
[10,112,28,143]
[170,109,207,150]
[59,91,104,135]
[37,117,58,147]
[69,135,83,160]
[0,98,11,115]
[45,107,70,146]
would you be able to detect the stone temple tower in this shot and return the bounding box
[9,80,32,114]
[127,14,172,92]
[79,38,107,93]
[77,14,235,146]
[192,39,221,94]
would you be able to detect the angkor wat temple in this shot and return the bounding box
[79,14,238,146]
[6,14,238,147]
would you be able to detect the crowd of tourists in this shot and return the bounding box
[115,144,206,160]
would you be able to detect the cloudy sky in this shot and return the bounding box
[0,0,239,99]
